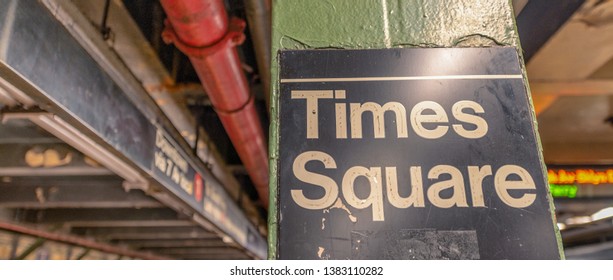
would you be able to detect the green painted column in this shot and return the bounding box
[268,0,563,259]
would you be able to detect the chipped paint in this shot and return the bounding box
[317,246,324,258]
[328,198,358,223]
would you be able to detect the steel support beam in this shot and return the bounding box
[73,226,218,240]
[0,221,168,259]
[171,254,250,260]
[21,208,186,226]
[543,142,613,165]
[0,167,112,177]
[121,239,228,249]
[530,80,613,96]
[66,1,264,228]
[0,120,61,145]
[0,176,162,209]
[155,247,243,255]
[103,232,218,240]
[73,226,208,235]
[75,248,91,260]
[555,198,613,215]
[60,220,195,228]
[527,0,613,81]
[565,240,613,259]
[9,234,19,259]
[13,237,45,260]
[0,0,266,258]
[562,223,613,243]
[527,1,613,114]
[65,245,74,259]
[530,79,613,115]
[516,0,585,62]
[0,143,113,177]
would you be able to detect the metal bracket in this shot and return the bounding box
[162,17,246,59]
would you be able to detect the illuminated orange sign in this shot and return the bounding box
[548,169,613,185]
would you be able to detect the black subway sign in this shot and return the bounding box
[152,129,266,256]
[277,47,561,259]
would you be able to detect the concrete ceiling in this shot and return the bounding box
[526,0,613,165]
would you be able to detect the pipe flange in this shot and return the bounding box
[162,17,246,59]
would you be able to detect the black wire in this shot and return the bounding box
[101,0,111,40]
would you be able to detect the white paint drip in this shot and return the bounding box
[381,0,391,48]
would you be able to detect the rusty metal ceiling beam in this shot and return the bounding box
[103,232,219,240]
[0,221,169,260]
[20,208,187,226]
[0,177,162,209]
[120,239,229,249]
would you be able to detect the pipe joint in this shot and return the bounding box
[213,89,255,115]
[162,17,246,60]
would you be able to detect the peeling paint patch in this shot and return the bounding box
[351,229,480,259]
[329,198,358,223]
[317,246,325,258]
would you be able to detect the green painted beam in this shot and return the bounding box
[268,0,563,259]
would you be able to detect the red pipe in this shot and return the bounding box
[160,0,269,208]
[0,221,168,260]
